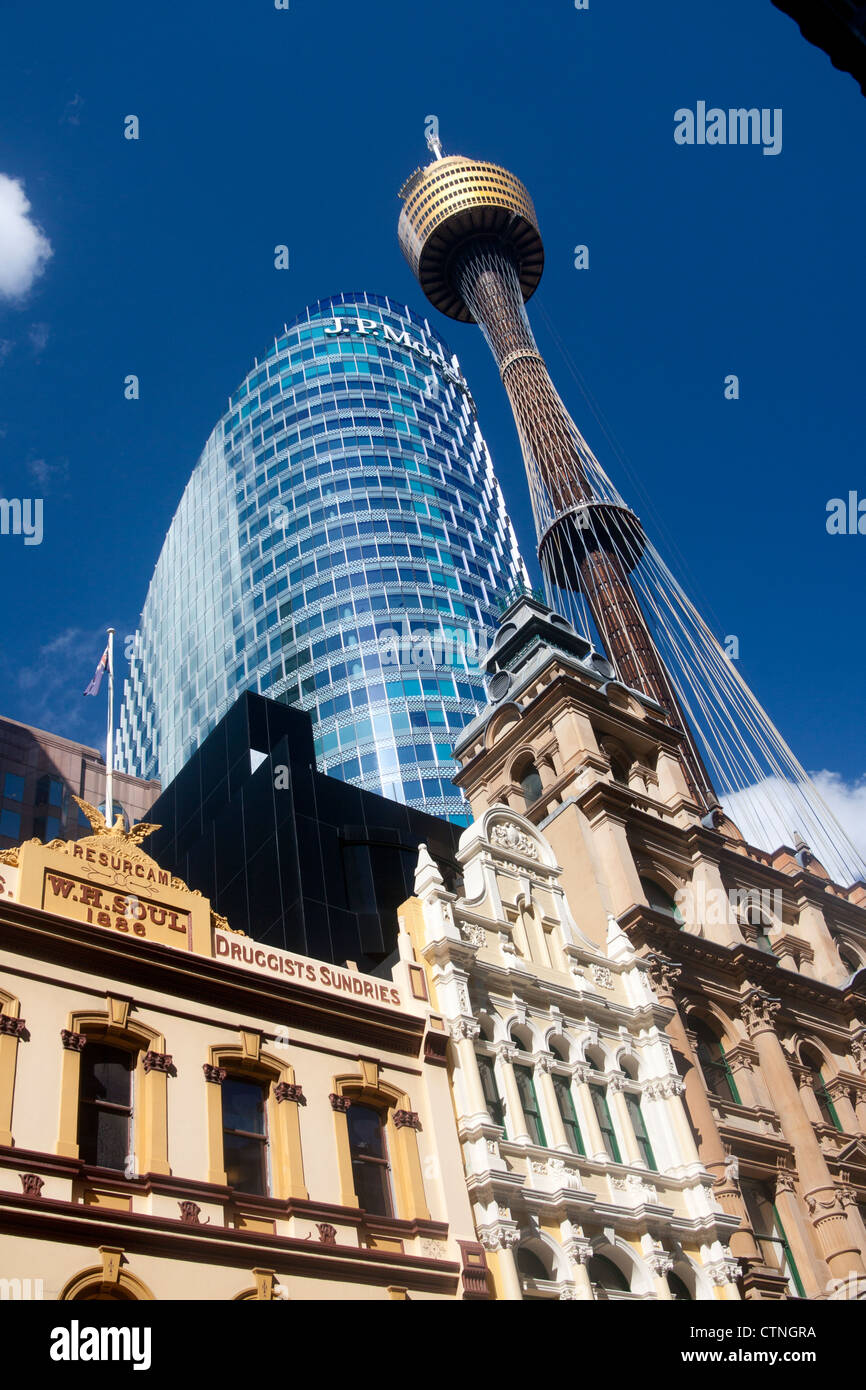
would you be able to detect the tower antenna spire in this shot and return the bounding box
[425,128,444,160]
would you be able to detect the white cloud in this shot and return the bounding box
[722,771,866,885]
[0,174,53,301]
[28,322,49,354]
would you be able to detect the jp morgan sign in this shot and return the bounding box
[324,316,468,393]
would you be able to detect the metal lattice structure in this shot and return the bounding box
[398,141,866,883]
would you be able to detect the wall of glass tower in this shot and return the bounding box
[117,292,528,822]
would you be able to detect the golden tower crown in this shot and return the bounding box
[397,148,544,322]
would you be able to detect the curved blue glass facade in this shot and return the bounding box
[117,292,527,821]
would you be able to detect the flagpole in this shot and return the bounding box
[106,628,115,825]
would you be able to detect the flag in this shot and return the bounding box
[84,647,109,697]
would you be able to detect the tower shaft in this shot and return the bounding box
[453,242,714,806]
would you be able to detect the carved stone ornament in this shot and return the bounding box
[606,1073,626,1093]
[704,1255,740,1287]
[643,1076,685,1101]
[421,1238,446,1259]
[563,1238,593,1266]
[490,822,538,860]
[317,1223,337,1246]
[274,1082,306,1105]
[61,1030,87,1052]
[775,1166,798,1196]
[202,1064,227,1084]
[0,1015,26,1038]
[449,1019,481,1042]
[496,1043,518,1064]
[480,1225,521,1252]
[393,1109,422,1130]
[590,963,614,990]
[142,1051,173,1075]
[610,1172,658,1204]
[19,1173,44,1197]
[458,920,486,948]
[533,1052,555,1075]
[647,1249,675,1277]
[646,953,682,999]
[178,1200,204,1225]
[740,991,781,1039]
[851,1030,866,1076]
[329,1093,352,1113]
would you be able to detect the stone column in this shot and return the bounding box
[647,1248,674,1299]
[449,1020,487,1121]
[571,1063,608,1161]
[496,1044,529,1142]
[563,1236,594,1300]
[482,1226,523,1301]
[741,990,865,1280]
[607,1074,642,1166]
[827,1081,858,1135]
[645,1076,699,1166]
[645,956,762,1267]
[533,1054,569,1150]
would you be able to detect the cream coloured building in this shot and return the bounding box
[400,806,741,1300]
[442,592,866,1300]
[0,812,488,1301]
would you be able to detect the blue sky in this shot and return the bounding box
[1,0,864,842]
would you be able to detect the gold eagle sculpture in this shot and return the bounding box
[72,795,161,845]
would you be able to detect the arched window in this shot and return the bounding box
[588,1253,630,1298]
[347,1103,394,1216]
[518,762,543,807]
[78,1043,133,1171]
[221,1074,269,1196]
[640,876,684,926]
[516,1247,550,1281]
[668,1271,693,1301]
[589,1083,622,1163]
[624,1090,656,1171]
[693,1019,740,1104]
[552,1074,585,1156]
[838,943,861,976]
[802,1049,842,1132]
[514,1064,547,1147]
[609,755,631,787]
[477,1053,506,1130]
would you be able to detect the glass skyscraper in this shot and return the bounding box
[117,292,527,822]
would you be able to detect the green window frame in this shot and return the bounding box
[514,1064,547,1147]
[476,1053,506,1132]
[625,1091,657,1171]
[553,1073,585,1156]
[590,1084,621,1164]
[812,1069,843,1133]
[694,1023,741,1105]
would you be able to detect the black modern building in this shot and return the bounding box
[145,692,461,972]
[771,0,866,95]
